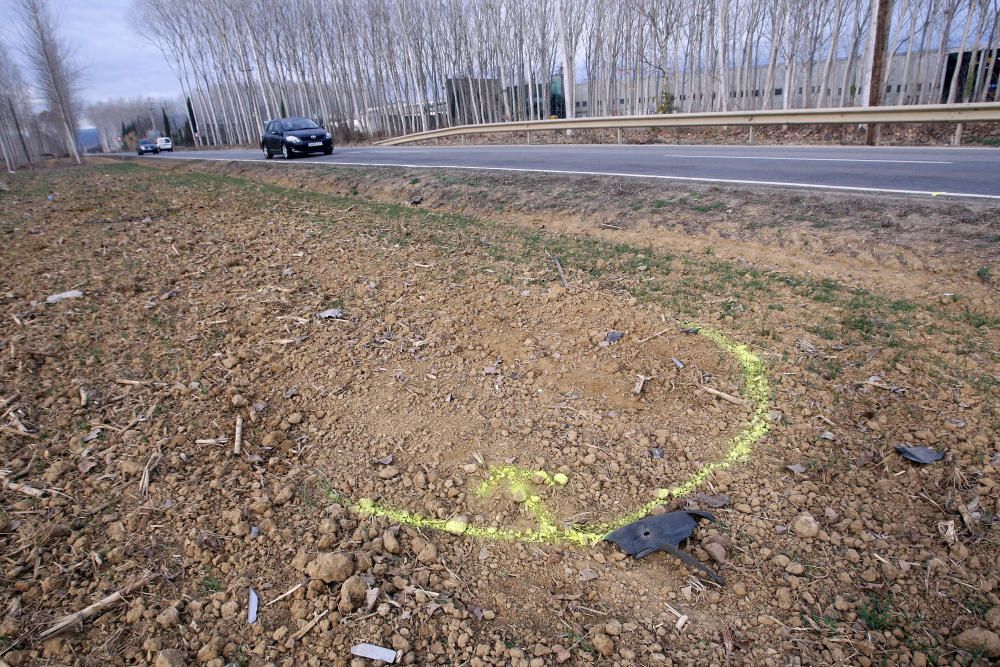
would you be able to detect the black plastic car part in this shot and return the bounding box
[604,510,724,584]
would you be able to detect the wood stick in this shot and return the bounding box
[265,582,303,607]
[233,415,243,455]
[1,476,47,498]
[638,328,671,343]
[0,426,39,440]
[550,254,568,289]
[291,609,328,641]
[698,385,749,406]
[39,575,154,639]
[195,438,227,445]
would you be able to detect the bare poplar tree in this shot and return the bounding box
[17,0,82,164]
[0,43,34,171]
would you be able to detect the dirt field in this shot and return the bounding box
[0,160,998,666]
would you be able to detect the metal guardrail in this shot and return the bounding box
[375,102,1000,146]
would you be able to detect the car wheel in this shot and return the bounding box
[323,147,333,155]
[263,145,272,160]
[282,144,293,159]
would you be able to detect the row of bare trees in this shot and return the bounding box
[0,0,82,171]
[86,97,190,153]
[132,0,999,145]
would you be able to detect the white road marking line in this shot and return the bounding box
[149,155,1000,200]
[660,154,952,164]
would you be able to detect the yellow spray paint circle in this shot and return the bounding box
[355,324,770,546]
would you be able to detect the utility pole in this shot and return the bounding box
[866,0,893,145]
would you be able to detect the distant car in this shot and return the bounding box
[155,137,173,152]
[136,139,159,155]
[261,118,333,159]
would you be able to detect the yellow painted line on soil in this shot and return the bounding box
[356,323,770,546]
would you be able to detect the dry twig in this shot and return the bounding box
[39,575,155,639]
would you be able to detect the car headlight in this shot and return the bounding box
[324,132,331,139]
[286,136,301,143]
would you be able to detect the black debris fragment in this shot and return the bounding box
[604,510,724,584]
[895,445,944,465]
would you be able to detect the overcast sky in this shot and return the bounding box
[3,0,180,104]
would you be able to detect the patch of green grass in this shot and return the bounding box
[977,266,991,283]
[651,199,672,209]
[859,593,893,631]
[962,310,1000,329]
[693,200,726,213]
[961,594,992,619]
[201,571,222,593]
[806,358,843,380]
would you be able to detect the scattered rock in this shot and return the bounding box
[704,542,727,564]
[954,627,1000,657]
[155,649,187,667]
[383,529,400,554]
[155,605,180,628]
[307,552,355,583]
[791,512,820,538]
[416,541,438,565]
[591,633,615,657]
[339,575,368,612]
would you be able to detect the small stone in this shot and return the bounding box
[287,412,303,425]
[704,543,727,564]
[231,394,247,408]
[604,620,622,636]
[220,600,238,618]
[196,639,221,663]
[785,562,805,575]
[416,541,438,565]
[155,649,187,667]
[306,552,355,583]
[378,466,399,479]
[591,633,614,657]
[156,606,180,628]
[954,627,1000,657]
[776,588,793,609]
[986,606,1000,631]
[553,645,572,663]
[338,575,367,612]
[383,530,400,554]
[791,513,819,538]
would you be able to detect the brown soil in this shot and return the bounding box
[0,161,998,667]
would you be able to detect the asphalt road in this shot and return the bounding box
[152,143,1000,199]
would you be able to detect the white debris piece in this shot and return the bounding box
[46,290,83,303]
[351,643,398,663]
[247,588,259,624]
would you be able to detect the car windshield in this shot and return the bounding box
[282,119,319,131]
